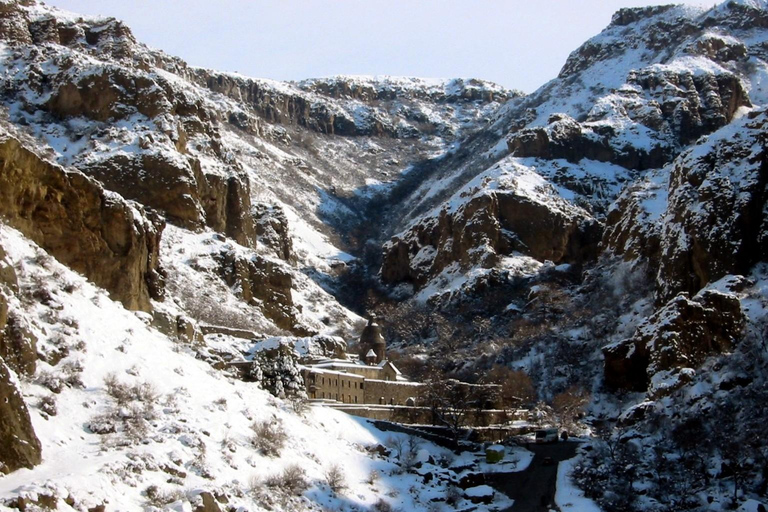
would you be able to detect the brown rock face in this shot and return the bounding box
[0,312,37,377]
[197,171,256,248]
[381,189,601,287]
[625,68,749,146]
[603,290,745,392]
[656,111,768,302]
[601,172,666,265]
[199,71,357,136]
[193,492,222,512]
[0,2,33,45]
[507,114,650,168]
[0,132,164,311]
[84,154,256,248]
[215,250,305,333]
[44,68,171,122]
[253,203,293,262]
[0,358,42,474]
[83,153,203,229]
[0,245,17,291]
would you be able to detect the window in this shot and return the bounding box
[360,382,364,389]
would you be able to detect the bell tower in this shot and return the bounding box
[358,316,386,364]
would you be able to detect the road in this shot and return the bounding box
[486,441,579,512]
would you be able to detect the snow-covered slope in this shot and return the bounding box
[0,224,520,511]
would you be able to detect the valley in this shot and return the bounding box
[0,0,768,511]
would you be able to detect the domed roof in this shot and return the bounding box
[360,317,385,346]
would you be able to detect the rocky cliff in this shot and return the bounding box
[0,129,164,311]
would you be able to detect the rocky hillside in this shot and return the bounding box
[370,2,768,510]
[0,0,514,336]
[1,0,768,510]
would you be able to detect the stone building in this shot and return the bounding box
[357,316,386,364]
[302,318,424,405]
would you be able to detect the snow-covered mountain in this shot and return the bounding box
[2,0,768,510]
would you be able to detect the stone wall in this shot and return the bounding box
[304,369,365,404]
[329,404,525,427]
[363,379,424,406]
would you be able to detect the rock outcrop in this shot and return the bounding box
[381,165,601,288]
[214,250,305,333]
[656,110,768,302]
[253,203,293,262]
[0,245,17,290]
[0,132,164,311]
[508,113,670,171]
[602,108,768,304]
[508,65,748,172]
[0,311,37,377]
[0,358,42,474]
[84,154,257,247]
[603,289,745,392]
[199,72,514,138]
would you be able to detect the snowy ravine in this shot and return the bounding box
[2,0,768,510]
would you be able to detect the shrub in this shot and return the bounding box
[144,484,184,507]
[251,418,287,457]
[325,464,346,494]
[289,396,309,416]
[366,469,380,485]
[372,498,393,512]
[265,464,308,495]
[445,485,462,506]
[103,373,159,407]
[39,394,57,416]
[37,370,64,394]
[90,375,160,445]
[60,359,84,389]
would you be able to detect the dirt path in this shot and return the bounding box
[486,441,579,512]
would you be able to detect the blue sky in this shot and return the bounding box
[45,0,709,93]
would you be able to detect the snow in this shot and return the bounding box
[465,484,495,497]
[0,224,512,511]
[555,456,602,512]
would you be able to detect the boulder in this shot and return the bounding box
[0,358,42,474]
[0,312,37,377]
[192,492,222,512]
[151,310,203,344]
[463,485,495,505]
